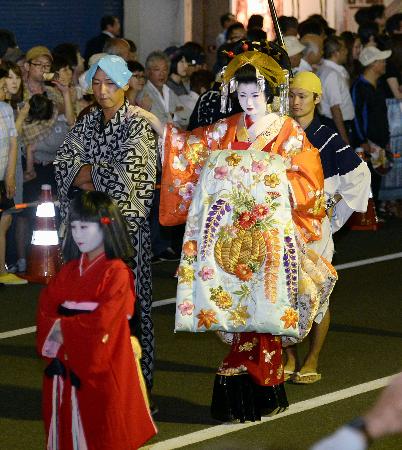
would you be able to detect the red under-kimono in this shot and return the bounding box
[36,253,157,450]
[218,137,284,387]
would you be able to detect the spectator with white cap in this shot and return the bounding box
[283,36,305,71]
[351,46,392,214]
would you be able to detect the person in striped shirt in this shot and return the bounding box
[285,71,371,384]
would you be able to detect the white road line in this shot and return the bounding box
[153,298,176,308]
[1,252,401,341]
[334,252,402,270]
[142,374,395,450]
[0,326,36,340]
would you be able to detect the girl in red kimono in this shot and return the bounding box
[36,191,157,450]
[134,41,334,423]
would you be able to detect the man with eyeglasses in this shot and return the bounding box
[23,46,63,108]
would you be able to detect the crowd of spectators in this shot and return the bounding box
[0,8,400,450]
[285,6,402,218]
[0,6,401,287]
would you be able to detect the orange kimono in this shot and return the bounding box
[160,113,325,243]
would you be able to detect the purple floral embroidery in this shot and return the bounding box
[252,160,266,173]
[283,234,298,305]
[179,182,195,202]
[201,199,231,260]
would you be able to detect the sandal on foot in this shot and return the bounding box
[284,369,296,382]
[292,372,321,384]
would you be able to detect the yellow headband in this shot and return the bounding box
[290,71,322,95]
[222,51,286,87]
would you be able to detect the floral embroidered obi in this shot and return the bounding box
[176,149,300,335]
[175,148,337,338]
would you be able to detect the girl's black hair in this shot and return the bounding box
[52,43,79,68]
[164,46,186,75]
[63,191,134,262]
[358,22,379,46]
[0,66,8,80]
[27,94,53,122]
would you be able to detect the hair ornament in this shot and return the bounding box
[256,68,266,92]
[229,78,238,94]
[219,40,291,114]
[220,72,229,113]
[100,216,111,225]
[278,70,290,115]
[222,51,285,88]
[223,50,235,59]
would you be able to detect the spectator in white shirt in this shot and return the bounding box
[317,36,355,144]
[138,51,189,128]
[299,34,323,72]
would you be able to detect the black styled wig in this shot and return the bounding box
[63,190,133,262]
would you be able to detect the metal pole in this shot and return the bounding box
[267,0,284,47]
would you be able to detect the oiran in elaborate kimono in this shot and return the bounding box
[138,40,337,422]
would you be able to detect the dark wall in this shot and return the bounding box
[1,0,123,53]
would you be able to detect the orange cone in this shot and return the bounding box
[24,184,62,284]
[347,198,380,231]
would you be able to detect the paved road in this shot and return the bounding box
[1,218,401,449]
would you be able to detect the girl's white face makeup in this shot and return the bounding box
[6,70,21,95]
[237,82,267,119]
[71,221,104,256]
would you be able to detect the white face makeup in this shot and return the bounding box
[71,221,104,256]
[237,82,267,120]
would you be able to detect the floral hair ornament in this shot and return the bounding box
[100,217,111,225]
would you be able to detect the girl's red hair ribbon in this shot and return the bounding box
[100,217,111,225]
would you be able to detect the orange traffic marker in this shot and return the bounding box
[24,184,62,284]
